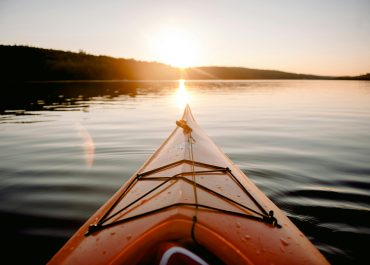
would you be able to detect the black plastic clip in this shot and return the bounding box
[85,223,102,236]
[263,210,282,228]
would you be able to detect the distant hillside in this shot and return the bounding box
[1,45,368,81]
[183,66,328,80]
[336,73,370,81]
[184,67,369,80]
[0,45,180,81]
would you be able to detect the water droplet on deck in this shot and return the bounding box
[110,232,115,236]
[236,222,241,228]
[244,235,251,240]
[126,234,132,240]
[256,250,260,255]
[280,238,289,246]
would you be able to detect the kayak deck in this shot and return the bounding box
[86,157,281,236]
[49,105,329,265]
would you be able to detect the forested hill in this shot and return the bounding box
[1,45,368,81]
[0,45,180,81]
[183,67,325,80]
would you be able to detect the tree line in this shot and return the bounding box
[1,45,368,81]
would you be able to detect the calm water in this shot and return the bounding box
[1,80,369,264]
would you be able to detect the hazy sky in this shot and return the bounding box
[1,0,369,76]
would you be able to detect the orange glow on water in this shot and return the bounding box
[175,79,190,110]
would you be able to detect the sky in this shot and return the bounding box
[0,0,369,76]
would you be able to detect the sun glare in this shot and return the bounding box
[75,122,95,168]
[175,79,190,110]
[152,29,200,68]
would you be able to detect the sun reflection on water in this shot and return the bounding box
[175,79,190,110]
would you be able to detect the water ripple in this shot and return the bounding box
[1,80,369,264]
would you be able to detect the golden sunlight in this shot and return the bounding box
[151,29,200,68]
[175,79,190,110]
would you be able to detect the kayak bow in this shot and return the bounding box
[49,105,329,265]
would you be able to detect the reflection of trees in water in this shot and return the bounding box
[0,81,178,115]
[1,80,290,115]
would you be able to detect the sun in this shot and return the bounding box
[151,29,200,68]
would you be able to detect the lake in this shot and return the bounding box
[1,80,369,264]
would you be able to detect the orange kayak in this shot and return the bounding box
[49,105,329,265]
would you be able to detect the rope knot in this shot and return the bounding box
[176,119,192,134]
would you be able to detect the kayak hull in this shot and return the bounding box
[49,105,329,265]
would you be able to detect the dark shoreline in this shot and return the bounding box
[1,45,369,81]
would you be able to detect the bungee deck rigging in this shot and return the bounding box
[86,120,281,236]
